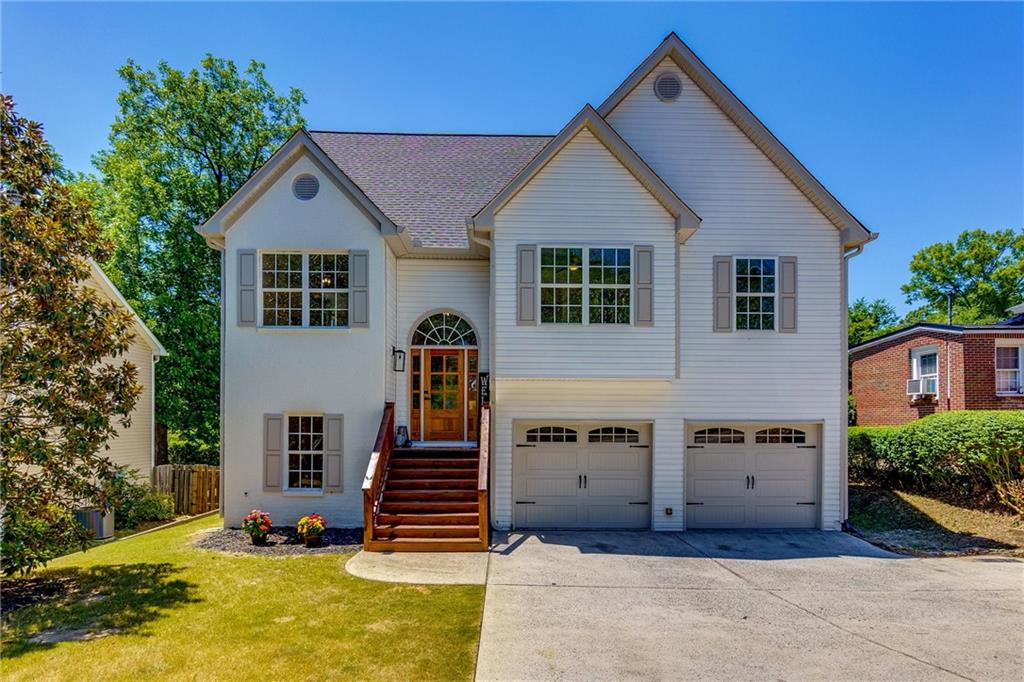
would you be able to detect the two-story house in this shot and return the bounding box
[197,33,876,550]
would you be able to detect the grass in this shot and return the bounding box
[849,485,1024,555]
[1,516,484,681]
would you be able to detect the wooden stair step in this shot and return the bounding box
[380,499,479,509]
[391,458,479,468]
[389,468,477,480]
[386,478,476,490]
[364,537,486,552]
[391,448,480,460]
[383,489,477,501]
[377,511,479,526]
[374,524,480,539]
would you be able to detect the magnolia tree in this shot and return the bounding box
[1,97,141,575]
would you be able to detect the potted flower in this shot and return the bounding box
[297,513,327,547]
[242,509,273,545]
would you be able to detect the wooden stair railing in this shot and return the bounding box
[362,402,395,545]
[477,403,490,547]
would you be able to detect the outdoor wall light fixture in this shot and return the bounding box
[391,346,407,372]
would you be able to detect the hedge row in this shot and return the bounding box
[849,410,1024,514]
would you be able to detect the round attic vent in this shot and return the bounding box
[654,73,682,102]
[293,174,320,200]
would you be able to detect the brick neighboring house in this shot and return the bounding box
[849,304,1024,426]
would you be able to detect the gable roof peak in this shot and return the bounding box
[600,31,875,248]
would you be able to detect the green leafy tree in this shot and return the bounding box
[85,56,305,455]
[1,97,141,575]
[901,228,1024,325]
[848,297,900,347]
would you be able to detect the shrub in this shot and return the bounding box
[168,431,218,465]
[847,394,857,426]
[849,411,1024,513]
[106,467,176,529]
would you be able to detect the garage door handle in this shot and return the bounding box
[629,501,649,505]
[686,502,704,506]
[745,475,750,489]
[516,444,536,448]
[751,475,755,489]
[579,474,582,489]
[629,445,649,449]
[516,501,536,505]
[584,475,587,488]
[796,501,816,506]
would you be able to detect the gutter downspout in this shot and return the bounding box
[468,220,496,531]
[840,233,875,529]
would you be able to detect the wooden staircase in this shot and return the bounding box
[362,404,490,552]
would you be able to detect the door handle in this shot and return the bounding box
[584,475,587,489]
[751,475,755,489]
[578,474,582,489]
[746,475,750,489]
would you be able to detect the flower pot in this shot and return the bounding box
[303,535,321,548]
[251,534,268,546]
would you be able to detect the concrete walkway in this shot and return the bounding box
[477,530,1024,681]
[345,549,488,585]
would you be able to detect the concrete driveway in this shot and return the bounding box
[477,531,1023,681]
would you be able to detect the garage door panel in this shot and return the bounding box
[754,450,815,472]
[514,422,651,529]
[753,504,816,528]
[525,450,578,472]
[588,450,644,471]
[687,424,819,529]
[521,504,577,526]
[689,476,745,498]
[587,475,642,498]
[689,450,745,472]
[688,504,746,527]
[525,476,579,498]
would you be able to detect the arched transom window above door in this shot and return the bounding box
[412,313,477,346]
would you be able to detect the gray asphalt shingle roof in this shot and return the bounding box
[309,131,552,249]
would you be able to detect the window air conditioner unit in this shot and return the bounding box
[906,378,923,396]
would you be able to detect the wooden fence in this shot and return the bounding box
[152,464,220,515]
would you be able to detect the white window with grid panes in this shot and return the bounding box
[996,343,1023,394]
[735,257,776,331]
[540,247,584,324]
[539,246,632,325]
[910,346,939,395]
[287,415,324,490]
[588,248,631,324]
[260,252,349,328]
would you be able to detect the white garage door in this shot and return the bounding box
[686,423,819,529]
[514,423,651,529]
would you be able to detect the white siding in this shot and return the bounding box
[102,338,155,481]
[493,129,678,379]
[385,245,398,403]
[395,258,489,432]
[491,60,845,531]
[222,153,387,527]
[85,277,156,481]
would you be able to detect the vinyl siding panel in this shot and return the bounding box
[493,130,677,379]
[385,245,398,403]
[102,339,154,480]
[490,60,845,531]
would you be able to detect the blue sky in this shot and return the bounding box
[5,2,1022,313]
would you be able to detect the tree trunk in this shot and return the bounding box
[155,423,169,465]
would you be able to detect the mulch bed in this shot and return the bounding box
[193,527,362,556]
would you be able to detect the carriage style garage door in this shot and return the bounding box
[686,423,820,529]
[513,422,651,529]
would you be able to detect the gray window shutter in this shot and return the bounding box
[324,414,344,493]
[350,250,369,328]
[779,256,798,333]
[238,249,257,326]
[263,414,283,492]
[633,245,654,327]
[516,245,537,325]
[713,256,733,333]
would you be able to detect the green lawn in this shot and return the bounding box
[1,516,484,681]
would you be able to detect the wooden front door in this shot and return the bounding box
[424,349,463,440]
